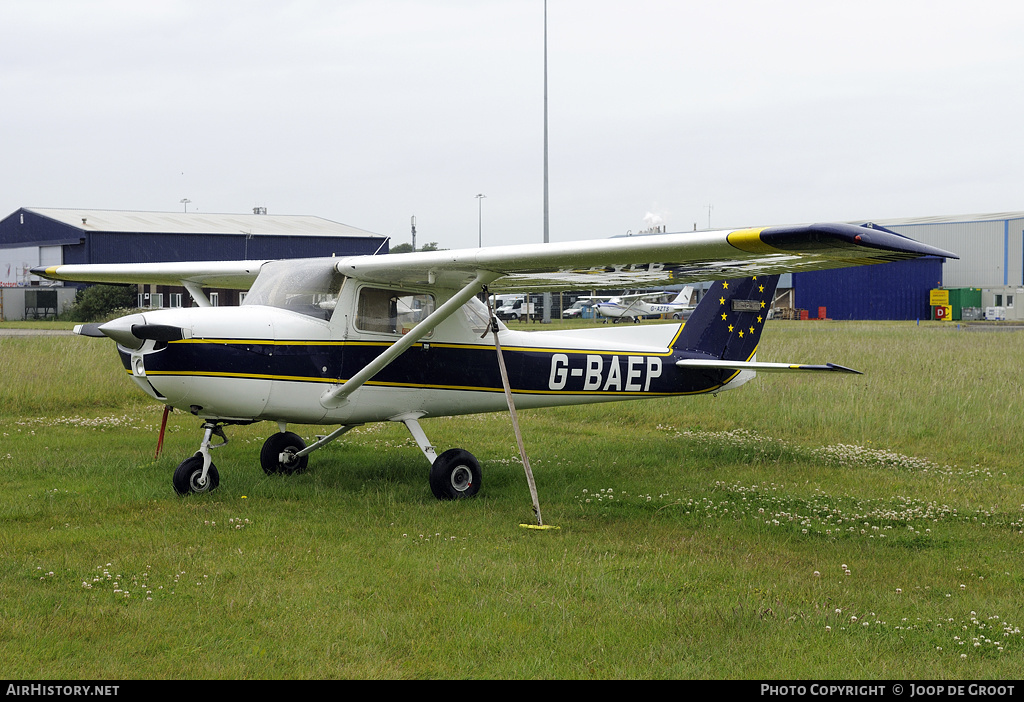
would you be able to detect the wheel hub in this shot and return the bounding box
[450,465,472,492]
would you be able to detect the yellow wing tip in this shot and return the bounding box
[726,227,780,254]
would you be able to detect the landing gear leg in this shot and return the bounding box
[398,416,481,500]
[259,423,362,476]
[172,422,227,495]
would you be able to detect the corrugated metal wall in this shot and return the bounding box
[885,218,1024,288]
[793,257,943,320]
[0,209,84,247]
[81,231,384,264]
[2,209,386,267]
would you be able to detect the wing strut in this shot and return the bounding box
[182,281,212,308]
[320,270,502,408]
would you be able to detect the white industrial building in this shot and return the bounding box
[857,212,1024,320]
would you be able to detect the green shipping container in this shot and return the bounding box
[947,288,982,320]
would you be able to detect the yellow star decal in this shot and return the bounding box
[722,282,729,289]
[719,297,726,305]
[757,315,763,323]
[738,330,744,338]
[721,313,727,321]
[749,326,754,334]
[760,301,765,308]
[759,285,764,293]
[728,325,734,332]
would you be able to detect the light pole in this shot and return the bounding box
[180,198,191,212]
[476,193,486,248]
[541,0,552,322]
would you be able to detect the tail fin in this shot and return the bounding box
[672,286,694,306]
[673,275,779,361]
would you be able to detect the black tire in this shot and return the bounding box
[260,431,309,475]
[172,454,220,495]
[429,448,482,500]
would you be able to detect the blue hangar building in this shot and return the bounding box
[791,213,1024,320]
[1,207,388,308]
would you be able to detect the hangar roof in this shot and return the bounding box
[852,211,1024,227]
[23,208,384,239]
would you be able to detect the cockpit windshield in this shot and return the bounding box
[243,259,344,320]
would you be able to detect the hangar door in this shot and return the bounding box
[0,245,62,285]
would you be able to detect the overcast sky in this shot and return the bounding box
[2,0,1022,250]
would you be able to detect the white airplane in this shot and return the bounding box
[33,222,955,501]
[586,286,695,323]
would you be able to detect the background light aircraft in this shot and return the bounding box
[586,286,695,323]
[34,222,955,501]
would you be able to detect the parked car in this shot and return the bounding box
[562,300,591,318]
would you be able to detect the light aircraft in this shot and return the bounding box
[33,222,955,501]
[586,286,695,323]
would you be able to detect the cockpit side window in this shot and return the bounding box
[355,287,436,336]
[462,296,504,335]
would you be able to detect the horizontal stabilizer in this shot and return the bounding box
[675,359,861,374]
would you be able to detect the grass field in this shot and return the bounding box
[2,319,1023,679]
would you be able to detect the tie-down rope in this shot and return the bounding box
[483,288,549,528]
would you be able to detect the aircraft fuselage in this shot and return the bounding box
[113,303,749,426]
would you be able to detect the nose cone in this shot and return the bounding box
[98,314,149,349]
[95,313,192,349]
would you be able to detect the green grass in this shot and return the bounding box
[2,320,1024,678]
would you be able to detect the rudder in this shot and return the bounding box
[673,275,779,361]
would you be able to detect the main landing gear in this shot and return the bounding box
[171,417,479,501]
[429,448,482,500]
[259,430,309,475]
[399,415,481,500]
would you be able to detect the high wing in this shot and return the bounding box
[331,222,956,292]
[34,260,267,309]
[33,222,955,295]
[34,260,265,289]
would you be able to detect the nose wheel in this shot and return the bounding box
[172,454,220,495]
[172,421,228,496]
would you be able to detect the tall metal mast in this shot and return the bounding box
[542,0,552,322]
